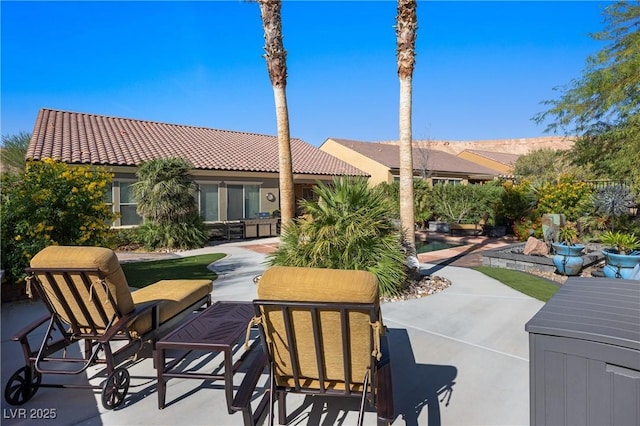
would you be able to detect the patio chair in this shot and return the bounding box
[232,266,394,426]
[3,245,212,410]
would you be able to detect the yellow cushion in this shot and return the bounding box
[30,246,135,329]
[258,266,379,303]
[130,279,212,335]
[257,266,379,389]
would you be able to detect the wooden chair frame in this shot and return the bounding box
[4,267,210,410]
[233,299,393,426]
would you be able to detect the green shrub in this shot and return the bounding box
[377,179,433,228]
[1,158,116,284]
[105,227,144,250]
[496,180,536,228]
[269,177,407,297]
[534,175,593,221]
[431,182,503,223]
[138,219,207,251]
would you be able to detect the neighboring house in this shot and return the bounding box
[26,108,367,227]
[320,138,501,186]
[457,149,520,175]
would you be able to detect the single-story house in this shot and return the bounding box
[456,149,520,175]
[26,108,367,227]
[319,138,502,186]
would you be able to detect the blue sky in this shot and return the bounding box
[1,1,610,147]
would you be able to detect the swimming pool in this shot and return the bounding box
[415,239,463,253]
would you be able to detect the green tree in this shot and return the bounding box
[1,158,115,284]
[378,179,433,229]
[431,183,502,224]
[513,148,566,182]
[269,177,407,297]
[258,0,295,227]
[1,132,31,173]
[131,157,206,250]
[534,1,640,186]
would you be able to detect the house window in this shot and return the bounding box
[228,184,260,220]
[199,183,219,222]
[119,182,142,226]
[432,178,462,186]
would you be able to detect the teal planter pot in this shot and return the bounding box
[602,249,640,279]
[552,243,585,276]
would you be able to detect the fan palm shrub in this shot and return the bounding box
[269,177,407,297]
[132,157,206,250]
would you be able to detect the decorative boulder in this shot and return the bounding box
[524,237,549,256]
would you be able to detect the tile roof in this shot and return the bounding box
[461,149,520,166]
[328,138,502,175]
[27,108,367,176]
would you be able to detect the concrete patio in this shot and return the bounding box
[1,237,543,425]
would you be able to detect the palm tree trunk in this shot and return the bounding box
[396,0,418,249]
[273,86,295,224]
[258,0,295,227]
[399,77,415,247]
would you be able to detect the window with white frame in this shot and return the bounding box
[199,183,219,222]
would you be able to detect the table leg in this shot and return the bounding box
[157,347,166,409]
[224,347,234,414]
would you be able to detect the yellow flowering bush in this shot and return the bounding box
[1,158,116,284]
[534,175,594,221]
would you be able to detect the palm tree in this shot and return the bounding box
[396,0,418,250]
[131,157,206,249]
[269,177,406,297]
[258,0,295,228]
[1,132,31,174]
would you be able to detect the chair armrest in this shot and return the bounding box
[99,300,162,343]
[11,314,51,341]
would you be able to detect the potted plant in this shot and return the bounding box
[600,231,640,279]
[551,221,585,276]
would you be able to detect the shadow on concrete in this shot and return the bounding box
[1,302,103,425]
[420,240,489,275]
[388,328,457,426]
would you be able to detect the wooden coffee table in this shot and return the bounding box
[155,301,257,413]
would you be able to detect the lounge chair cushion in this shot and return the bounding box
[257,266,379,389]
[130,279,213,335]
[30,246,136,329]
[29,246,212,337]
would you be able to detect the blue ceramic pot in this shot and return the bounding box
[552,243,585,276]
[602,249,640,279]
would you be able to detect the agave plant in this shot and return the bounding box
[268,177,407,297]
[593,184,636,232]
[557,221,579,246]
[600,231,640,255]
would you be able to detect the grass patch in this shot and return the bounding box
[121,253,225,288]
[473,266,560,302]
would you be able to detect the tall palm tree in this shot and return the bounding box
[396,0,418,250]
[258,0,295,227]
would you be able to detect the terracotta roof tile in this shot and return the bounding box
[27,108,367,177]
[462,149,520,166]
[328,138,502,175]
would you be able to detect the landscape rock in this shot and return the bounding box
[523,237,548,256]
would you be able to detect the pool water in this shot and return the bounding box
[415,239,462,253]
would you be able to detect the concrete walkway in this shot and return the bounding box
[1,237,543,425]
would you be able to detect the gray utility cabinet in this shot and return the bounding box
[525,277,640,426]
